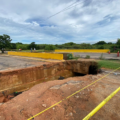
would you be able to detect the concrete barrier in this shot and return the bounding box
[55,49,110,53]
[8,52,63,60]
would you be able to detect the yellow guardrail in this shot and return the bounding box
[27,66,120,120]
[55,49,110,53]
[83,87,120,120]
[8,52,63,60]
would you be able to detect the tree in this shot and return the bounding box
[45,45,56,50]
[80,43,92,49]
[10,43,16,49]
[67,42,76,46]
[110,45,119,52]
[72,45,80,49]
[28,42,36,49]
[0,34,12,53]
[37,44,46,49]
[16,42,23,44]
[45,45,51,50]
[116,39,120,47]
[107,42,112,44]
[16,44,28,50]
[98,45,104,49]
[95,41,106,45]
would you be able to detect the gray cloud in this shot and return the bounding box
[0,0,120,44]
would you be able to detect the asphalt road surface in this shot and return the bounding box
[73,52,120,59]
[0,55,48,71]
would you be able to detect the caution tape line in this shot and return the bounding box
[83,87,120,120]
[27,66,120,120]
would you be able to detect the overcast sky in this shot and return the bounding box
[0,0,120,44]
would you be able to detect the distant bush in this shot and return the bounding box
[95,41,106,45]
[74,55,80,60]
[85,55,90,59]
[98,45,104,49]
[16,44,28,50]
[45,45,56,50]
[110,45,120,53]
[67,53,74,60]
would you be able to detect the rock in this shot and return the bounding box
[61,83,67,88]
[0,116,5,120]
[50,85,61,89]
[75,95,79,98]
[0,103,3,106]
[90,76,98,80]
[67,80,81,85]
[69,112,73,116]
[114,73,117,75]
[42,104,46,107]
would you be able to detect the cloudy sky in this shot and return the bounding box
[0,0,120,44]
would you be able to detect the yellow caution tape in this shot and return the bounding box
[83,87,120,120]
[27,66,120,120]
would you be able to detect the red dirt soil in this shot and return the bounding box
[0,73,120,120]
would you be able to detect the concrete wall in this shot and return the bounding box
[8,52,63,60]
[55,49,110,53]
[0,60,97,95]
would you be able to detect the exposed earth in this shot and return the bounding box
[0,71,120,120]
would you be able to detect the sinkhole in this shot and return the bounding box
[0,60,99,103]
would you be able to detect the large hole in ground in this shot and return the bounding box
[0,62,99,103]
[58,72,86,80]
[89,65,98,75]
[73,72,86,76]
[58,65,98,80]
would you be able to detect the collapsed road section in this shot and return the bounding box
[0,73,120,120]
[0,60,98,98]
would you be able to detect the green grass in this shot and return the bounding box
[98,60,120,69]
[85,55,90,59]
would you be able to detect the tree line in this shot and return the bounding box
[0,34,120,52]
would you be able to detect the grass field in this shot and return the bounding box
[98,60,120,69]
